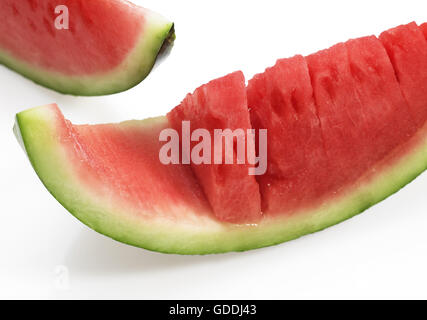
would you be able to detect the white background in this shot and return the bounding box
[1,0,427,299]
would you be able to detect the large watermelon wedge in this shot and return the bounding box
[14,22,427,255]
[0,0,174,96]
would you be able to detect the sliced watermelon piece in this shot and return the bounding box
[306,42,370,183]
[306,37,417,190]
[248,35,416,215]
[247,55,327,214]
[15,103,220,254]
[0,0,174,95]
[379,22,427,127]
[167,72,262,224]
[344,35,416,165]
[420,23,427,40]
[15,103,427,254]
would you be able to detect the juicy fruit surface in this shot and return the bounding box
[247,55,327,214]
[421,23,427,40]
[0,0,142,75]
[168,72,262,224]
[248,24,425,216]
[0,0,174,95]
[51,105,211,218]
[379,22,427,127]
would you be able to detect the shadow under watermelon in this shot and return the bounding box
[63,229,256,276]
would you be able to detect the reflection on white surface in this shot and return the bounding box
[65,230,239,276]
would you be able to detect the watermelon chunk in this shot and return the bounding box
[307,42,370,183]
[0,0,174,95]
[345,36,416,157]
[420,23,427,40]
[247,35,418,215]
[167,72,262,224]
[379,22,427,127]
[247,55,327,214]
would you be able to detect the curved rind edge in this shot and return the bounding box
[14,105,427,255]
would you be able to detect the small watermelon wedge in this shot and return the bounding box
[14,22,427,255]
[167,72,262,224]
[0,0,175,96]
[379,22,427,127]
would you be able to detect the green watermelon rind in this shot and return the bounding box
[1,12,174,96]
[14,105,427,255]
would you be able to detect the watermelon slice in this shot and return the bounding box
[15,101,427,254]
[0,0,175,95]
[14,103,220,254]
[379,22,427,127]
[247,34,417,215]
[167,72,262,224]
[14,23,427,254]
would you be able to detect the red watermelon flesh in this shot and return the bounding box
[379,22,427,128]
[168,72,262,224]
[344,36,416,163]
[421,23,427,40]
[52,106,211,218]
[0,0,174,95]
[51,105,211,219]
[71,126,210,217]
[307,37,418,189]
[248,34,419,215]
[0,0,141,75]
[247,55,328,214]
[306,43,372,191]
